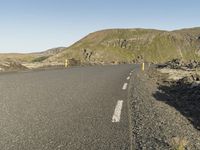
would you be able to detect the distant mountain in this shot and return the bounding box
[0,47,66,63]
[46,28,200,63]
[37,47,66,55]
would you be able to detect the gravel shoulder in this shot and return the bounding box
[128,67,200,150]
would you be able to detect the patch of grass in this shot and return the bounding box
[32,56,49,62]
[171,137,188,150]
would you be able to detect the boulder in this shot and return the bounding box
[165,58,184,69]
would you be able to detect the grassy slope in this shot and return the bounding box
[47,28,200,63]
[1,28,200,64]
[0,47,66,63]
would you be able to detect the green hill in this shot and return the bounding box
[46,28,200,64]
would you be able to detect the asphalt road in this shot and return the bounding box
[0,64,134,150]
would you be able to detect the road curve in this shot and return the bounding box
[0,64,134,150]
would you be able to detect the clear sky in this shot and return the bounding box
[0,0,199,53]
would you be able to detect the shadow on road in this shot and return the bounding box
[153,81,200,130]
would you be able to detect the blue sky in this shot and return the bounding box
[0,0,199,53]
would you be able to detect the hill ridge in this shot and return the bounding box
[46,27,200,64]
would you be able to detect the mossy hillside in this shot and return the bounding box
[48,28,200,63]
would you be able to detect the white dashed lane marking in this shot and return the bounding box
[112,71,132,122]
[122,83,128,90]
[112,100,123,122]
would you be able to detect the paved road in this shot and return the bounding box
[0,64,134,150]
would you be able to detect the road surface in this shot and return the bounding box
[0,65,134,150]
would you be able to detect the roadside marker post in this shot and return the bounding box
[65,59,68,68]
[142,62,144,71]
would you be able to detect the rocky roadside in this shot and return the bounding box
[0,61,72,73]
[158,59,200,70]
[0,59,129,73]
[0,61,28,72]
[128,66,200,150]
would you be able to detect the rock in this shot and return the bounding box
[134,55,144,63]
[110,61,119,64]
[68,58,81,66]
[178,74,200,85]
[190,81,200,88]
[179,76,194,84]
[195,49,200,56]
[186,60,200,69]
[0,67,4,71]
[165,58,185,69]
[191,73,200,81]
[82,49,93,61]
[0,61,27,71]
[120,39,128,48]
[159,58,200,70]
[9,62,27,70]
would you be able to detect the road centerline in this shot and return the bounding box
[112,100,124,122]
[127,76,130,80]
[122,83,128,90]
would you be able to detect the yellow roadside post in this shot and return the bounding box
[65,59,68,68]
[142,62,144,71]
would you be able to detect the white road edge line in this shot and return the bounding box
[122,83,128,90]
[112,100,123,122]
[127,76,130,80]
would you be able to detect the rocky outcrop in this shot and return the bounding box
[158,59,200,70]
[83,49,93,61]
[102,37,151,50]
[67,58,81,66]
[0,61,28,72]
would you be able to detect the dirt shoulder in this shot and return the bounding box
[128,67,200,150]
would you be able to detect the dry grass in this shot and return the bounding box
[0,53,37,62]
[171,137,188,150]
